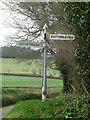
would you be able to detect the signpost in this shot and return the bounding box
[16,23,75,101]
[16,24,48,101]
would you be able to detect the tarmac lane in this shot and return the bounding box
[0,105,14,119]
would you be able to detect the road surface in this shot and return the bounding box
[0,105,14,119]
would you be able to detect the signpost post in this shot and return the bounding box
[42,23,47,101]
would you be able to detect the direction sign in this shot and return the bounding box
[50,34,75,40]
[16,41,44,48]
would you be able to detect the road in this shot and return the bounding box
[0,105,14,119]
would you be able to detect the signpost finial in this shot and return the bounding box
[43,23,48,33]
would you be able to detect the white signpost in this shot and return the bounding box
[16,23,75,101]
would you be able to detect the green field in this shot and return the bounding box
[0,58,60,77]
[1,75,63,87]
[0,58,63,88]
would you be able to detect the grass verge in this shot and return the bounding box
[3,94,89,119]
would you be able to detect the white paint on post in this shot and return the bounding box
[42,23,47,101]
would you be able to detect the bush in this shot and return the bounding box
[2,95,17,107]
[5,94,89,119]
[31,69,37,75]
[7,69,11,73]
[48,73,53,77]
[16,93,41,101]
[2,88,21,94]
[38,68,42,75]
[2,88,41,107]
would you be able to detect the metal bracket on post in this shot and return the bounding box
[42,23,47,101]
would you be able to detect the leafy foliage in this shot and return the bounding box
[1,46,41,59]
[5,94,89,119]
[2,88,41,107]
[64,2,90,93]
[54,58,72,93]
[4,1,90,93]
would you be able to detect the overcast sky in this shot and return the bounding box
[0,1,16,47]
[0,5,6,47]
[0,1,44,48]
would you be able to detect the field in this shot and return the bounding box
[1,75,63,87]
[0,58,60,77]
[0,58,62,88]
[1,58,88,120]
[1,58,63,109]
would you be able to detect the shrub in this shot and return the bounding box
[5,94,89,119]
[2,95,17,107]
[2,88,21,95]
[38,68,42,75]
[48,73,53,77]
[31,69,37,75]
[7,69,11,73]
[2,88,41,107]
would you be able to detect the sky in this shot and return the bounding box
[0,8,5,46]
[0,1,43,48]
[0,1,16,47]
[0,2,44,49]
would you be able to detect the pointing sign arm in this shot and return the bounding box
[16,41,44,48]
[50,34,75,40]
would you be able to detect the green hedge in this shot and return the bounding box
[5,94,89,119]
[2,88,41,107]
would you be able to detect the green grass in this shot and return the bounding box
[1,75,63,87]
[2,87,62,107]
[0,58,60,77]
[5,94,89,119]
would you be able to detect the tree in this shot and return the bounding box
[3,1,88,94]
[63,2,90,94]
[1,46,42,60]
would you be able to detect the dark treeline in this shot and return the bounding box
[0,46,41,59]
[0,46,17,58]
